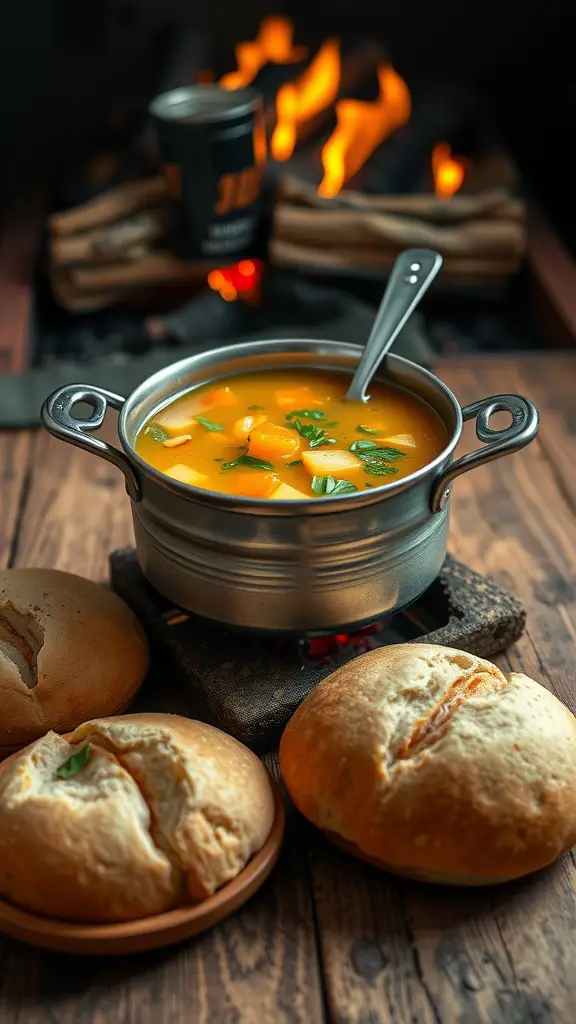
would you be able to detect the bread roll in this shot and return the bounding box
[0,713,275,922]
[0,569,149,751]
[279,644,576,885]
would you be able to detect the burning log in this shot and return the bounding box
[278,176,524,222]
[45,160,526,310]
[51,209,168,266]
[48,177,166,236]
[273,201,525,259]
[270,240,519,284]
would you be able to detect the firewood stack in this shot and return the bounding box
[48,171,526,313]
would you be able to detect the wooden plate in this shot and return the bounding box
[0,754,285,955]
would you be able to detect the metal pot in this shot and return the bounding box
[41,340,539,634]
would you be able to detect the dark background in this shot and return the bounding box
[1,0,575,253]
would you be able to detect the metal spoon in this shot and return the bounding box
[344,248,443,403]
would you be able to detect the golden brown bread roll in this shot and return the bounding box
[0,713,275,922]
[279,644,576,885]
[0,569,149,752]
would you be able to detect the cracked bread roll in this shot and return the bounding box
[279,644,576,885]
[0,713,275,922]
[0,569,149,753]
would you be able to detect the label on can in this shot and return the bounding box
[156,91,268,263]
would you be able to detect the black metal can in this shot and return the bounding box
[149,84,268,264]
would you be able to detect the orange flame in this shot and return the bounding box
[271,39,341,162]
[432,142,466,198]
[318,64,411,197]
[219,16,307,91]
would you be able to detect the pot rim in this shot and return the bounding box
[118,339,464,511]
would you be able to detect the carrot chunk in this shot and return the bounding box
[228,472,279,498]
[274,386,323,410]
[201,386,238,409]
[248,423,301,462]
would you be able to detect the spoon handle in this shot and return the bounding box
[345,249,443,403]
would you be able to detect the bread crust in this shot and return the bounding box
[279,644,576,884]
[0,714,275,921]
[0,569,149,747]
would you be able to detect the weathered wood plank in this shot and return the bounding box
[8,428,134,580]
[0,424,325,1024]
[0,832,324,1024]
[313,359,576,1024]
[0,432,34,569]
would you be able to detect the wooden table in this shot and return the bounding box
[0,354,575,1024]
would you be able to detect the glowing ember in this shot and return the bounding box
[318,64,411,197]
[207,259,263,302]
[271,38,341,162]
[432,142,466,198]
[219,16,307,91]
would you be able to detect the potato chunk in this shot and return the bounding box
[270,482,309,500]
[156,411,199,437]
[301,449,363,477]
[165,464,208,486]
[375,433,418,450]
[248,423,301,462]
[231,413,267,442]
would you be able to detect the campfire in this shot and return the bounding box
[47,15,525,313]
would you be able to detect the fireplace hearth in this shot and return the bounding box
[0,9,572,394]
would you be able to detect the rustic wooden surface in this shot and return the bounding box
[0,354,575,1024]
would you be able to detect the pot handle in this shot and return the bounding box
[430,393,539,514]
[41,384,141,502]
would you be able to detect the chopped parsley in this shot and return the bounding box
[349,439,405,477]
[356,424,378,435]
[222,454,274,471]
[311,475,358,496]
[145,424,170,442]
[195,416,224,432]
[290,419,337,448]
[285,409,326,421]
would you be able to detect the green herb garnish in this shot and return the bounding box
[222,454,274,471]
[288,459,303,467]
[363,462,400,476]
[285,409,326,421]
[290,419,336,448]
[350,440,405,461]
[311,475,358,496]
[195,416,224,432]
[356,424,378,435]
[349,439,405,478]
[56,745,90,779]
[145,424,170,442]
[248,404,264,410]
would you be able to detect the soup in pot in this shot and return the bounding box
[135,370,448,499]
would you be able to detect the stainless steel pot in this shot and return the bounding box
[41,340,539,633]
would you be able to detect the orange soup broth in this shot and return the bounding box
[136,370,448,500]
